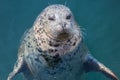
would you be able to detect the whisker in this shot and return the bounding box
[64,0,69,6]
[47,0,51,6]
[80,26,87,39]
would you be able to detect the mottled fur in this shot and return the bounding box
[7,4,118,80]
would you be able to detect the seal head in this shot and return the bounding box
[34,4,81,41]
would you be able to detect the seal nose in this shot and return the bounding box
[60,22,67,30]
[63,23,67,27]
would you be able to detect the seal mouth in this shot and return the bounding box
[56,31,70,41]
[44,28,72,41]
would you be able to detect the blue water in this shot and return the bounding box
[0,0,120,80]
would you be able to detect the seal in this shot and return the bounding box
[7,4,119,80]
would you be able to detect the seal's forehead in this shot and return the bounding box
[43,4,72,15]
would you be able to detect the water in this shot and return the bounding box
[0,0,120,80]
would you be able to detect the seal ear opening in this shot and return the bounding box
[83,54,119,80]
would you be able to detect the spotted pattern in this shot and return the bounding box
[17,4,85,80]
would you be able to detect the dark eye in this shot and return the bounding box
[66,14,71,20]
[48,17,55,21]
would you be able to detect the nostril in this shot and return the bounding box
[61,23,67,28]
[64,23,67,27]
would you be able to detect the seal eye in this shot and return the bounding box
[66,14,71,20]
[48,17,55,21]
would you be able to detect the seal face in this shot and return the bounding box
[7,4,118,80]
[33,4,82,56]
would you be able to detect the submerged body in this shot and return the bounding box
[7,4,118,80]
[19,27,84,80]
